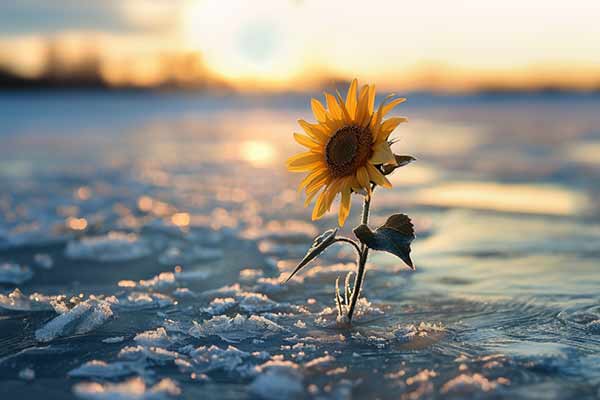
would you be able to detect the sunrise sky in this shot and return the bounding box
[1,0,600,91]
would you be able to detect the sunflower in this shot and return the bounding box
[286,79,407,226]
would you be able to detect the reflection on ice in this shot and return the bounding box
[411,182,588,216]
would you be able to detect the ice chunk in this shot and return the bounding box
[68,360,135,379]
[117,292,174,310]
[133,327,171,347]
[73,377,180,400]
[102,336,125,344]
[158,245,223,266]
[18,367,35,380]
[138,272,176,290]
[188,345,250,373]
[189,314,285,343]
[35,297,115,342]
[202,297,237,315]
[440,373,508,395]
[249,360,303,400]
[0,288,54,312]
[172,288,195,299]
[65,232,152,262]
[118,345,180,363]
[0,263,33,285]
[34,253,54,269]
[238,292,281,313]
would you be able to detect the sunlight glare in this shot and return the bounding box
[240,140,276,167]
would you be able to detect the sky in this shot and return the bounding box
[1,0,600,91]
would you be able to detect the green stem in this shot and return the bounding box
[347,194,371,321]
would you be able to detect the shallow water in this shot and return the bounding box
[0,91,599,399]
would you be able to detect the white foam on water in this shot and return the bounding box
[73,377,180,400]
[65,232,153,262]
[189,314,286,343]
[35,297,115,342]
[0,263,33,285]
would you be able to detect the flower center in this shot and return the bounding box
[325,125,372,178]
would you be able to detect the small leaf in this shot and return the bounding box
[382,155,416,175]
[353,214,415,269]
[285,228,338,282]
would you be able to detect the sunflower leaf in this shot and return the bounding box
[285,228,338,282]
[382,155,416,175]
[353,214,415,269]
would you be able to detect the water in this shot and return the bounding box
[0,91,599,399]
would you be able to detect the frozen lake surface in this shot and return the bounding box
[1,91,600,399]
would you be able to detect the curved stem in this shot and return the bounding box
[333,237,362,257]
[347,194,372,321]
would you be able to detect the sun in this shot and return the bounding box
[181,0,303,85]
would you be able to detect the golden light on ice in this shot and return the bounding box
[171,212,191,227]
[67,217,88,231]
[240,140,276,167]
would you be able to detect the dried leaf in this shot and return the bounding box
[353,214,415,269]
[285,228,337,282]
[382,155,416,175]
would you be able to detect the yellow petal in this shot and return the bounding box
[370,98,386,143]
[311,188,329,220]
[366,163,392,188]
[355,85,370,125]
[293,133,321,150]
[382,98,406,117]
[367,84,376,116]
[323,182,340,212]
[286,152,323,172]
[379,117,408,141]
[370,141,396,165]
[297,167,328,193]
[325,92,342,120]
[298,119,328,143]
[311,98,327,123]
[304,182,323,206]
[356,166,370,192]
[345,79,358,119]
[338,184,352,226]
[305,171,329,195]
[335,91,352,124]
